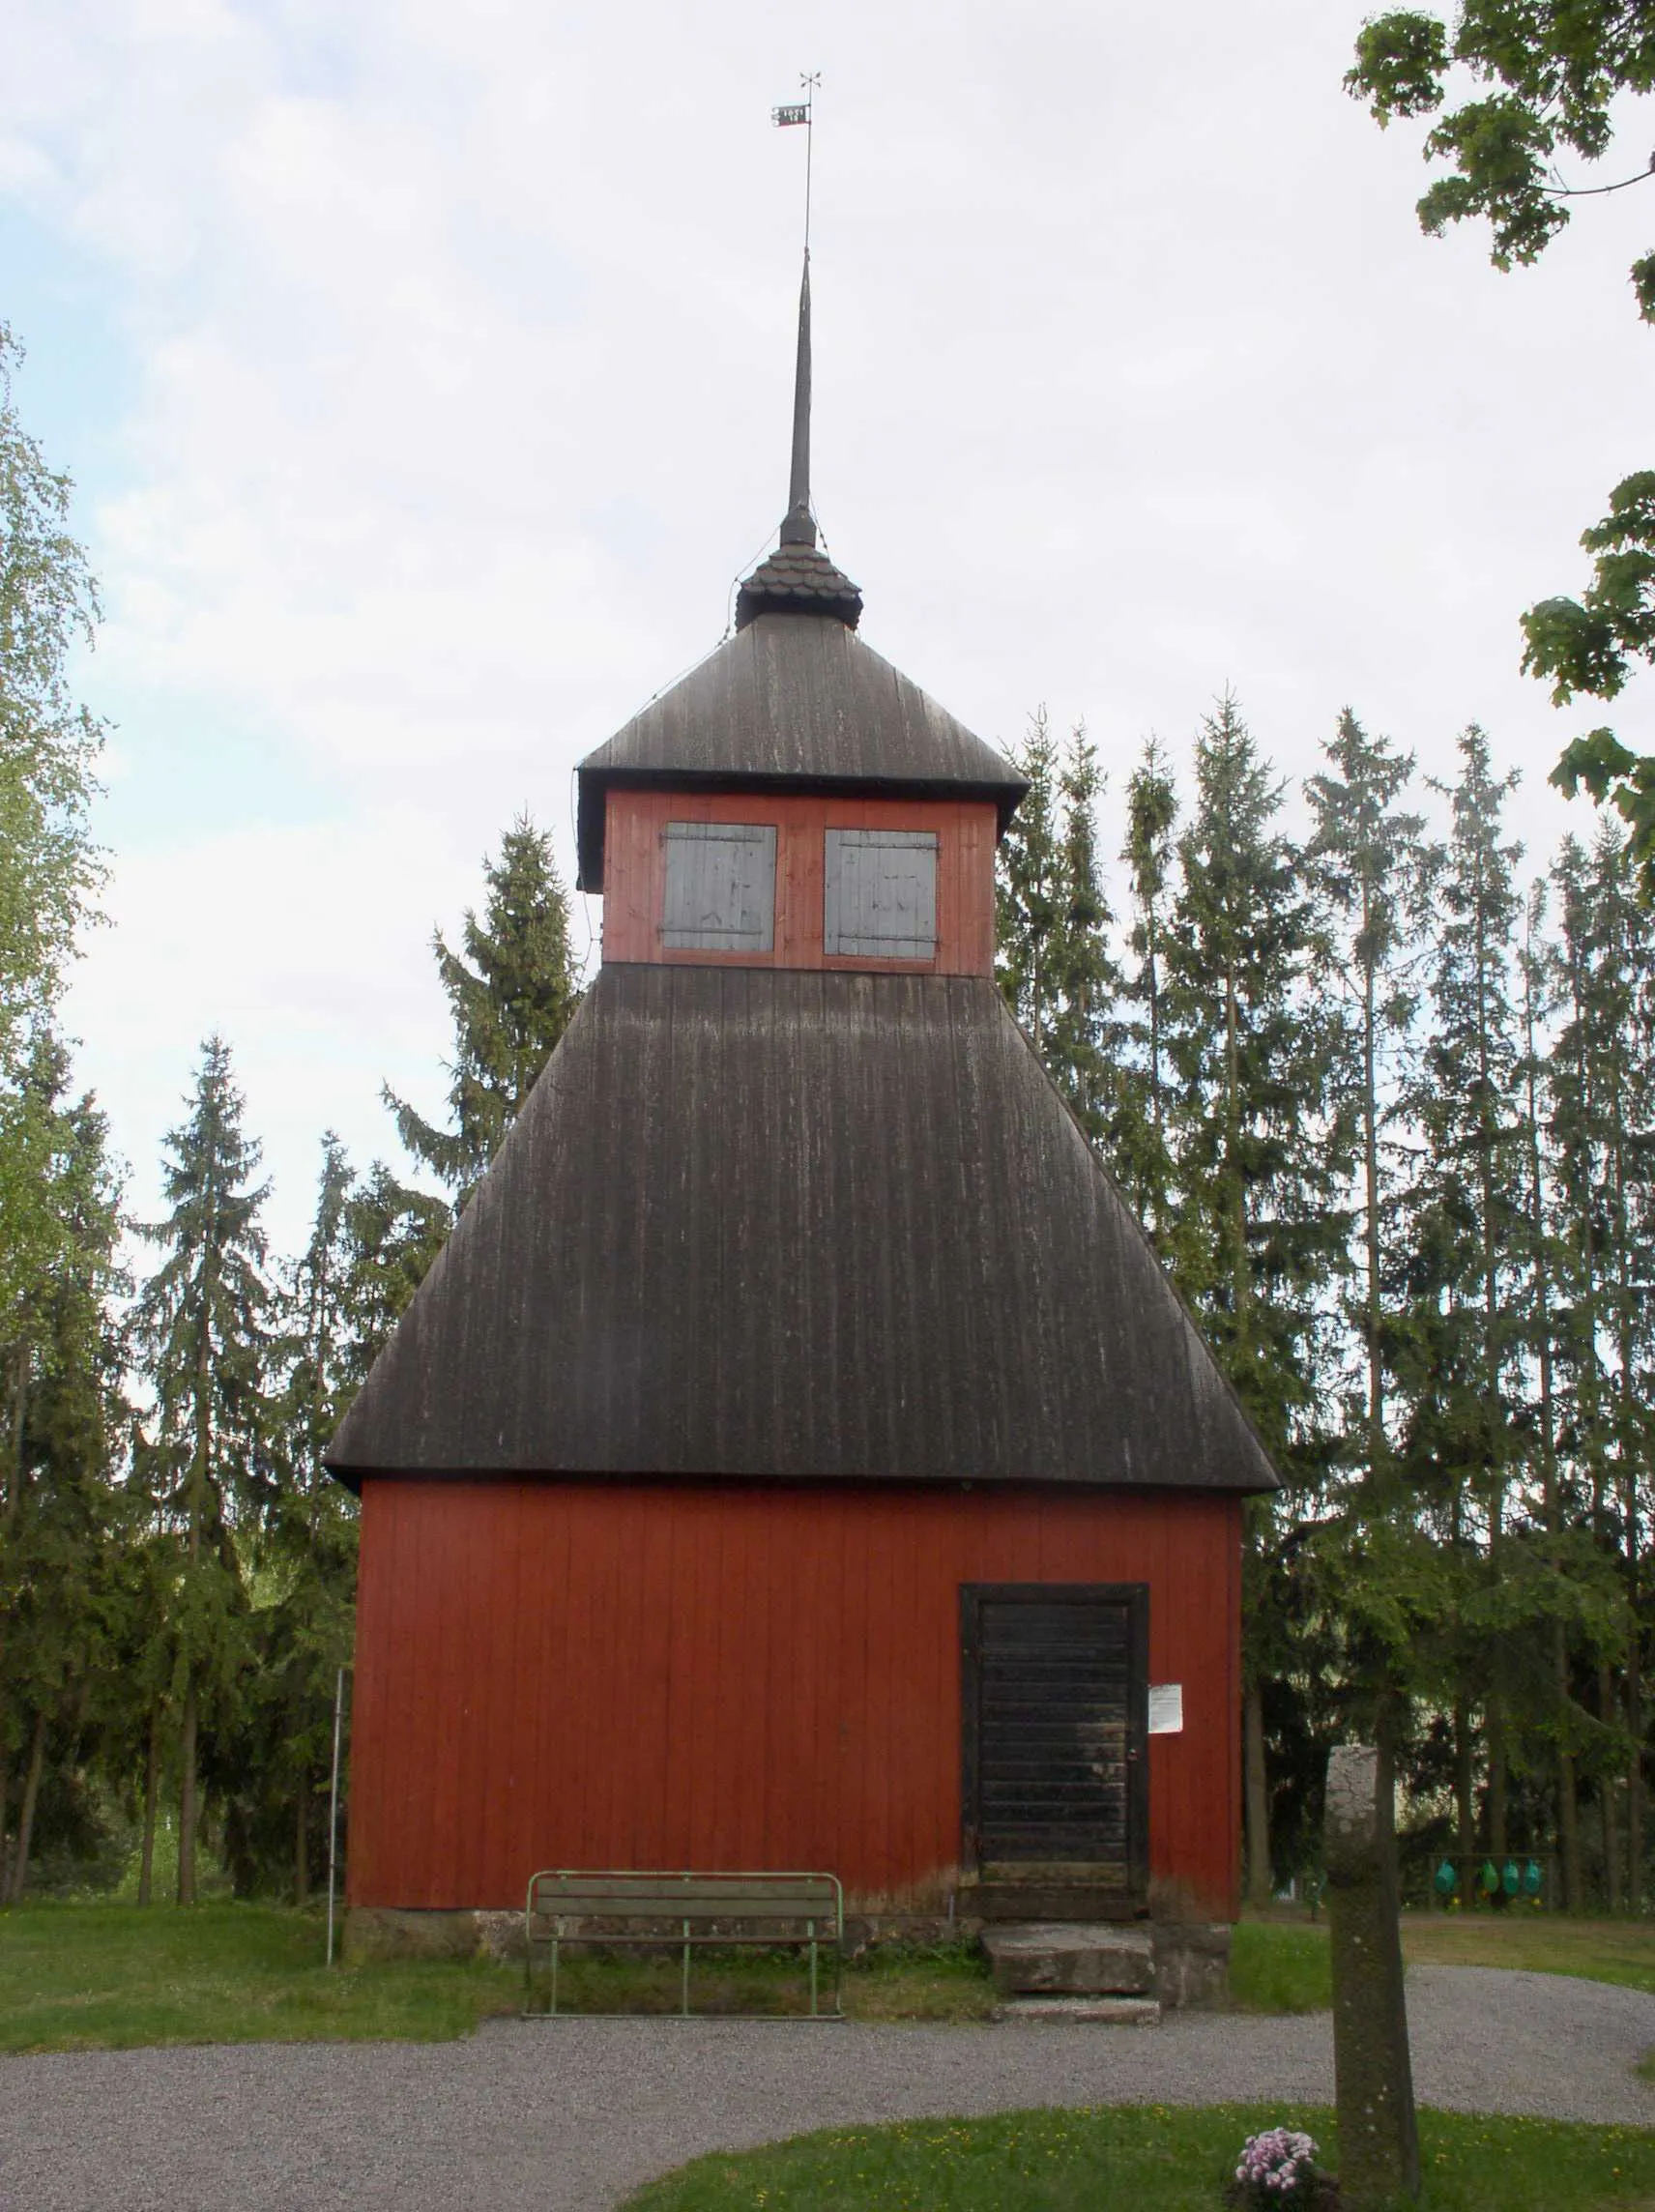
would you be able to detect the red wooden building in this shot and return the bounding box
[328,265,1277,1931]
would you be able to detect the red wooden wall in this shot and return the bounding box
[347,1480,1241,1919]
[599,789,999,974]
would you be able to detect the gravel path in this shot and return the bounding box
[3,1967,1653,2212]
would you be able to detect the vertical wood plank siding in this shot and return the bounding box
[348,1480,1241,1918]
[600,789,998,975]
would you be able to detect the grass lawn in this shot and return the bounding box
[1400,1911,1655,1997]
[624,2106,1655,2212]
[1230,1921,1333,2013]
[0,1903,523,2052]
[620,2106,1655,2211]
[9,1900,1655,2055]
[0,1905,994,2052]
[1231,1911,1655,2016]
[536,1938,995,2023]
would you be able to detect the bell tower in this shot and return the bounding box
[576,254,1024,976]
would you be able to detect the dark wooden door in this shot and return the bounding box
[960,1584,1148,1900]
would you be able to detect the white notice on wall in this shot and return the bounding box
[1147,1683,1184,1735]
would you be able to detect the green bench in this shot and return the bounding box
[523,1868,845,2019]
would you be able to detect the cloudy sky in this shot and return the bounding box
[5,0,1650,1256]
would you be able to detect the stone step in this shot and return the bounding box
[993,1995,1162,2026]
[981,1921,1155,1996]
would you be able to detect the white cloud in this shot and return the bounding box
[12,0,1655,1247]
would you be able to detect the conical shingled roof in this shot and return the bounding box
[326,965,1278,1495]
[735,541,863,627]
[575,613,1028,892]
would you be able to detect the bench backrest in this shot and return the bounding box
[527,1869,842,1930]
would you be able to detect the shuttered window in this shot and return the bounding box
[662,823,776,951]
[824,830,938,960]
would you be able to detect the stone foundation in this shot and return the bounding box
[343,1907,488,1964]
[344,1904,1231,2008]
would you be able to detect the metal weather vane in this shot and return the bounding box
[771,72,821,254]
[769,74,822,550]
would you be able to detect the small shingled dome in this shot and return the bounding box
[735,541,863,628]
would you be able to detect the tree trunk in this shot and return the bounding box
[1524,931,1581,1909]
[6,1708,46,1905]
[176,1286,215,1911]
[1487,1711,1508,1867]
[1628,1588,1644,1913]
[138,1709,160,1906]
[1556,1627,1582,1911]
[1487,1469,1509,1869]
[1362,904,1384,1471]
[1243,1674,1271,1907]
[0,1344,26,1897]
[1454,1695,1475,1906]
[177,1683,198,1907]
[294,1768,309,1906]
[5,1342,25,1528]
[1472,847,1511,1880]
[1601,1662,1624,1910]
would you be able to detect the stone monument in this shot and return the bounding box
[1324,1743,1420,2206]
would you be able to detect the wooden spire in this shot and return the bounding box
[780,253,815,548]
[736,250,861,629]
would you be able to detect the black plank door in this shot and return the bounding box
[960,1583,1148,1893]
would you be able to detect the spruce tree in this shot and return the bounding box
[1589,839,1655,1908]
[1118,737,1179,1235]
[1551,832,1619,1897]
[339,1164,450,1382]
[131,1035,273,1905]
[1163,693,1347,1412]
[996,714,1123,1140]
[0,1043,123,1900]
[1396,728,1527,1876]
[1516,881,1590,1906]
[1301,710,1436,1772]
[385,815,582,1208]
[1550,825,1655,1903]
[1304,709,1427,1481]
[995,710,1063,1058]
[1162,691,1348,1904]
[1047,725,1125,1146]
[258,1134,359,1901]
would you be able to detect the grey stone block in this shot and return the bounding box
[981,1922,1155,1995]
[993,1995,1161,2024]
[1151,1922,1232,2010]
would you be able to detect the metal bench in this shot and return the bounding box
[523,1868,845,2019]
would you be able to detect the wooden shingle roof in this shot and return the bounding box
[576,614,1028,891]
[735,542,863,628]
[326,965,1278,1494]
